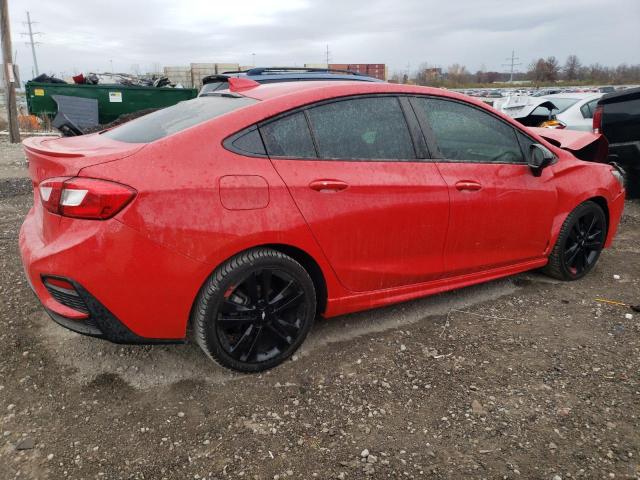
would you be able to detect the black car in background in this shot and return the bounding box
[594,87,640,197]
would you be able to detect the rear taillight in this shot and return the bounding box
[39,177,136,220]
[593,105,603,133]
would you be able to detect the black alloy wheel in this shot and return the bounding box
[217,269,306,363]
[544,201,607,281]
[562,211,605,276]
[193,248,316,372]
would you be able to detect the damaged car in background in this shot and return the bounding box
[593,86,640,197]
[495,92,603,130]
[496,92,635,197]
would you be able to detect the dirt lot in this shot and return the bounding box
[1,139,639,479]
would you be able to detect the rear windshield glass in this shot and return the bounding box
[541,97,579,113]
[103,96,257,143]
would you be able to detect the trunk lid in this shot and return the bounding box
[23,133,145,184]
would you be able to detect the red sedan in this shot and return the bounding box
[20,79,625,372]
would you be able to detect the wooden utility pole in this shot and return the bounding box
[1,0,20,143]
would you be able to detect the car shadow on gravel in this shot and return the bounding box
[36,275,527,390]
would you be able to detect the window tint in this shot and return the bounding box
[581,99,599,119]
[103,96,257,143]
[306,97,415,160]
[516,131,536,161]
[228,127,266,155]
[414,98,524,163]
[260,112,317,158]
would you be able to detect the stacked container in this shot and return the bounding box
[190,63,240,88]
[163,66,192,88]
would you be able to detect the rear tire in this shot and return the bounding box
[543,201,607,281]
[192,248,316,372]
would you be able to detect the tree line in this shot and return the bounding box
[391,55,640,87]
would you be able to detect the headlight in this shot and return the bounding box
[611,168,625,188]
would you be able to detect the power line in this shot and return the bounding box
[325,44,330,66]
[501,50,522,82]
[21,10,42,76]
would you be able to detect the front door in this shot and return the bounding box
[410,96,557,276]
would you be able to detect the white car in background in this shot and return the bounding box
[496,92,603,131]
[539,93,603,131]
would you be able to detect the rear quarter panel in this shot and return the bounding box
[79,112,343,310]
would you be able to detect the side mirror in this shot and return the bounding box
[528,144,555,177]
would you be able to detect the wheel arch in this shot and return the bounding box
[588,195,609,231]
[260,243,328,315]
[189,243,329,330]
[549,192,611,254]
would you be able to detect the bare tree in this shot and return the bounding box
[528,58,547,82]
[446,63,471,85]
[529,57,560,82]
[545,56,560,81]
[563,55,581,81]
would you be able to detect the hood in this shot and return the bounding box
[528,127,609,163]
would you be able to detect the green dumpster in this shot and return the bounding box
[25,81,198,124]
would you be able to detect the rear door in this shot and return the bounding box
[410,96,557,276]
[263,95,450,293]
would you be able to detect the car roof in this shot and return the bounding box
[204,67,383,85]
[238,80,450,102]
[542,92,603,100]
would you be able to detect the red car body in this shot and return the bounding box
[20,81,625,344]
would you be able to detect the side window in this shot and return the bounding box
[306,97,416,160]
[581,99,598,119]
[260,112,317,158]
[226,127,266,156]
[516,131,536,161]
[414,97,525,163]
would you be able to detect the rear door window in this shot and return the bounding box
[103,96,257,143]
[306,97,416,160]
[580,99,599,119]
[413,97,525,163]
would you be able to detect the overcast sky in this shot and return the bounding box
[8,0,640,79]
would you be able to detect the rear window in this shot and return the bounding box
[538,97,580,114]
[103,96,257,143]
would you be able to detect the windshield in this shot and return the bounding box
[103,96,257,143]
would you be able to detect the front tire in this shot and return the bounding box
[544,201,607,281]
[192,248,316,372]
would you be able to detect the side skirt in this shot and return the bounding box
[324,257,548,318]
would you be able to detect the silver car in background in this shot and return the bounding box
[540,93,603,130]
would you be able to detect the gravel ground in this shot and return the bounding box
[1,138,639,479]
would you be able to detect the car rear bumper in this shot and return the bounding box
[31,277,183,344]
[19,206,209,342]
